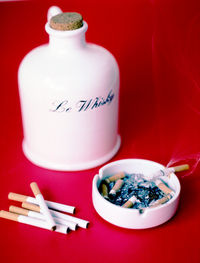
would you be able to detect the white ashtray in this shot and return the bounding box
[92,159,181,229]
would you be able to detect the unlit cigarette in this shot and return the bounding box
[30,182,56,231]
[0,210,68,234]
[101,183,109,199]
[155,179,174,196]
[105,172,125,184]
[8,192,75,214]
[22,202,89,229]
[122,195,137,208]
[109,179,124,195]
[9,206,76,231]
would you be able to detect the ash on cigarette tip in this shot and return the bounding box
[99,173,168,209]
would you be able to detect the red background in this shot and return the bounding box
[1,0,200,262]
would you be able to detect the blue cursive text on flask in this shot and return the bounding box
[50,90,115,113]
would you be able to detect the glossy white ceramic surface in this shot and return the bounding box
[18,7,120,170]
[92,159,180,229]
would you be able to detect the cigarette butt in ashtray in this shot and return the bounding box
[100,182,109,199]
[139,194,172,213]
[109,179,124,195]
[0,210,69,234]
[8,192,75,214]
[105,172,125,184]
[149,194,171,208]
[30,182,56,231]
[155,179,174,196]
[9,205,73,232]
[122,195,137,208]
[22,202,89,229]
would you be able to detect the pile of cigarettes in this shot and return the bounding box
[0,182,89,234]
[99,164,189,212]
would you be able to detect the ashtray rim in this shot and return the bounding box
[92,158,181,229]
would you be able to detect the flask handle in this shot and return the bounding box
[47,6,62,22]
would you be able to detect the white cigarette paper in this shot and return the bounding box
[30,182,56,231]
[0,210,68,234]
[9,206,76,231]
[50,210,89,229]
[22,202,89,229]
[8,192,75,214]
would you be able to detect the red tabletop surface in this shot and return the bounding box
[1,0,200,262]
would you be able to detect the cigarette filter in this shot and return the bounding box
[155,179,174,196]
[0,210,69,234]
[109,179,124,195]
[101,183,109,199]
[9,206,76,231]
[30,182,56,231]
[8,192,75,214]
[105,172,125,184]
[122,195,137,208]
[22,202,89,229]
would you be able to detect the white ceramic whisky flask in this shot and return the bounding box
[18,7,120,171]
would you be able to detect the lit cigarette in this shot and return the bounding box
[122,195,137,208]
[105,172,125,184]
[109,179,124,195]
[170,164,190,173]
[161,164,190,177]
[22,202,89,229]
[155,179,174,196]
[148,164,190,180]
[149,194,171,208]
[0,210,69,234]
[9,206,77,231]
[100,183,109,199]
[30,182,56,231]
[8,192,75,214]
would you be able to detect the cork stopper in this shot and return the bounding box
[50,12,83,31]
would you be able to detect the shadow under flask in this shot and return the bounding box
[18,7,121,171]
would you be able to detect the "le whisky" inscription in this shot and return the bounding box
[50,90,115,113]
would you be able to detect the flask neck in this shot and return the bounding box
[45,21,88,50]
